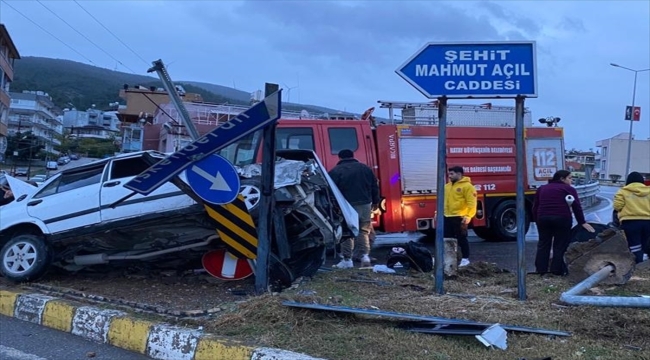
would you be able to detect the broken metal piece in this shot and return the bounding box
[475,323,507,350]
[282,301,571,337]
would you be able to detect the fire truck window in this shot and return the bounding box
[276,128,314,150]
[328,128,358,154]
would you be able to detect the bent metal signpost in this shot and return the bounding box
[396,41,538,299]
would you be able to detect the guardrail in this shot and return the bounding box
[575,181,600,208]
[598,180,624,188]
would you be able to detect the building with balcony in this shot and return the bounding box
[595,132,650,180]
[116,84,203,153]
[0,24,21,161]
[8,91,63,155]
[62,106,120,139]
[565,150,596,176]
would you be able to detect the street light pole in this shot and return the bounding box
[610,63,650,176]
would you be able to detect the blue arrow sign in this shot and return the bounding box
[396,41,537,99]
[185,154,241,205]
[124,90,281,195]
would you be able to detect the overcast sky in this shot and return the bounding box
[1,0,649,151]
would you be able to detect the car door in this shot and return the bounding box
[99,153,196,223]
[26,162,105,234]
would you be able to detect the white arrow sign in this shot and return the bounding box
[191,165,232,192]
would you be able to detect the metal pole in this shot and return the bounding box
[624,71,637,175]
[559,265,650,308]
[147,59,200,140]
[515,96,527,301]
[255,83,280,294]
[27,138,33,180]
[434,96,448,295]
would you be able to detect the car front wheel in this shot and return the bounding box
[0,234,52,282]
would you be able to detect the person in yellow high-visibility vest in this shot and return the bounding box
[444,166,477,267]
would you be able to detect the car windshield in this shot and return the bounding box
[215,130,262,167]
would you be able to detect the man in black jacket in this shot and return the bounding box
[328,149,380,268]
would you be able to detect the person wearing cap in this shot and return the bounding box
[532,170,595,275]
[613,171,650,263]
[328,149,380,269]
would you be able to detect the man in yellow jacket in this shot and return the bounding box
[613,171,650,263]
[444,166,477,267]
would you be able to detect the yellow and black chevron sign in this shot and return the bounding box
[204,194,259,259]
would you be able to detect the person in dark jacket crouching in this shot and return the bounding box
[532,170,595,275]
[329,149,380,269]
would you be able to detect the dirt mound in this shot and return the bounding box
[457,261,508,277]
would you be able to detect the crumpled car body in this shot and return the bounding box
[0,149,357,284]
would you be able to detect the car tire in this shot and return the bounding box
[0,234,52,282]
[239,178,262,218]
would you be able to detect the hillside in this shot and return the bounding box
[11,57,350,115]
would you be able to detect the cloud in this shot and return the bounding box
[478,1,542,37]
[192,0,533,67]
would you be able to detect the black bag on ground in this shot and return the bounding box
[386,241,433,273]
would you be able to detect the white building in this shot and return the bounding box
[7,90,63,155]
[595,132,650,180]
[62,106,120,139]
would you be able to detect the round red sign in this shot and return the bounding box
[202,249,254,281]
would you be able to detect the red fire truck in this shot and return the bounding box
[146,99,566,242]
[265,100,566,242]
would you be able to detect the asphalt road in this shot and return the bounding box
[0,315,150,360]
[371,187,617,273]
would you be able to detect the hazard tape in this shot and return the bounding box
[204,194,259,260]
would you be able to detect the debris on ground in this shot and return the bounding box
[2,259,649,360]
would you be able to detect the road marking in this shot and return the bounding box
[0,290,19,317]
[42,300,75,332]
[71,307,126,343]
[146,324,201,360]
[108,317,153,354]
[14,294,54,325]
[191,165,232,191]
[0,345,47,360]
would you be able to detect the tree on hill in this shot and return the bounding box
[11,57,352,115]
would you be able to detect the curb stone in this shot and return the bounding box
[0,289,326,360]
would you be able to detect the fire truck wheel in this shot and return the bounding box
[490,201,530,242]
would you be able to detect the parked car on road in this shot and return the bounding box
[30,174,48,186]
[56,156,70,165]
[0,149,356,286]
[14,168,28,176]
[46,161,58,170]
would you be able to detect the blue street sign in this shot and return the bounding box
[186,154,241,205]
[124,90,281,195]
[396,41,537,99]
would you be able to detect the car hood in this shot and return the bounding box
[236,151,360,237]
[5,175,38,198]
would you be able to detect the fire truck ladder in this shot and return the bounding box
[377,100,532,128]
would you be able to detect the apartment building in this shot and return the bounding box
[62,106,120,139]
[0,24,21,162]
[117,84,204,152]
[595,132,650,180]
[8,91,63,155]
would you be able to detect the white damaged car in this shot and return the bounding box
[0,149,357,285]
